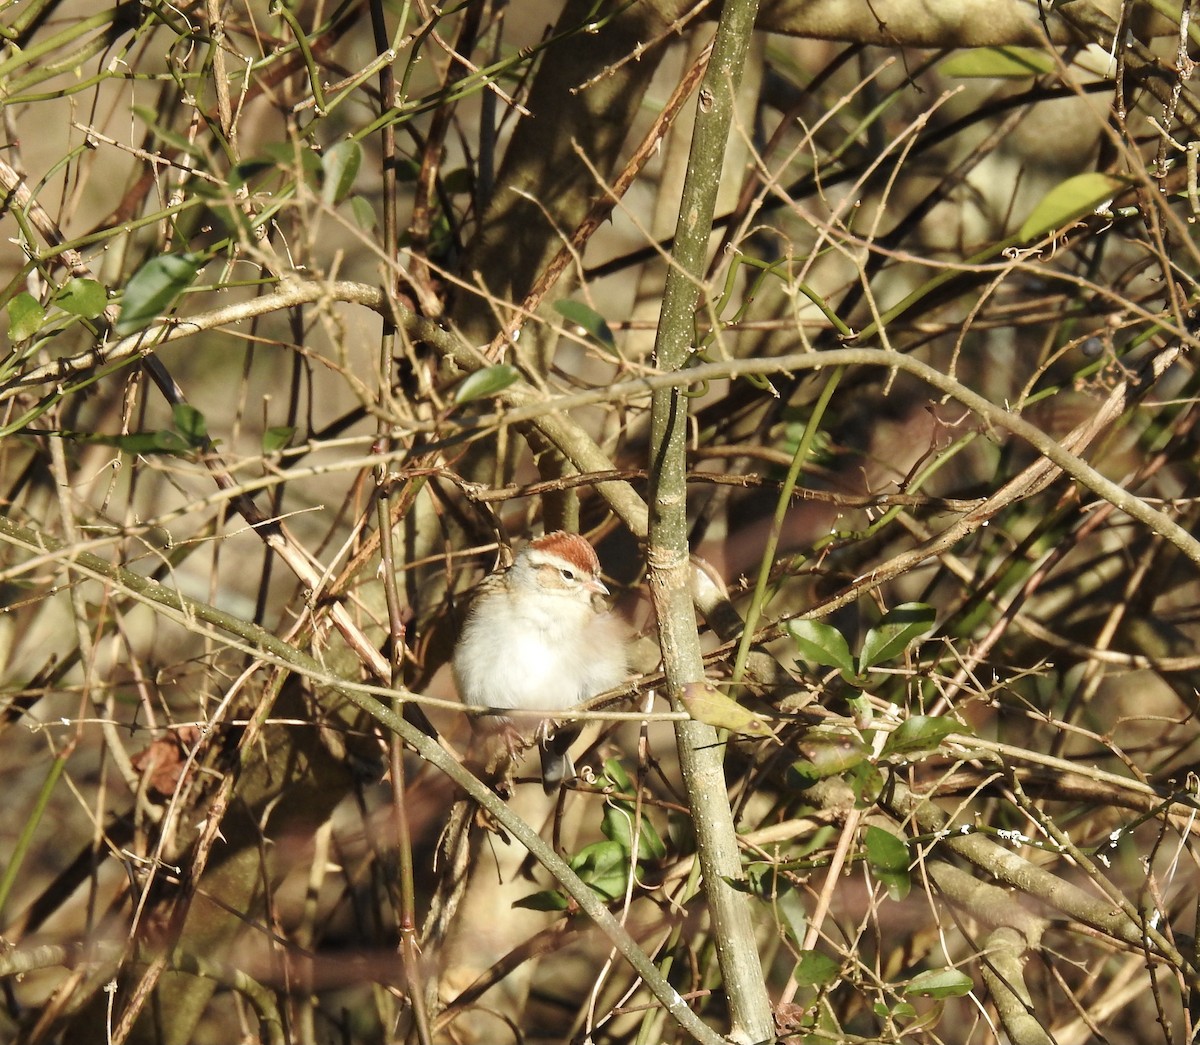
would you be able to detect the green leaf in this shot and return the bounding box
[599,757,635,791]
[262,426,296,453]
[25,426,198,454]
[776,882,808,949]
[393,157,420,182]
[115,254,202,335]
[513,889,570,912]
[601,792,667,861]
[554,299,615,350]
[7,292,45,341]
[349,195,376,230]
[54,278,107,319]
[570,841,629,901]
[904,968,973,998]
[940,46,1054,79]
[679,682,777,739]
[864,826,909,873]
[172,403,208,446]
[879,715,962,760]
[865,825,911,901]
[859,602,936,671]
[846,692,873,725]
[87,430,192,454]
[787,618,856,677]
[1018,172,1126,243]
[263,142,323,186]
[442,167,473,196]
[126,430,192,454]
[321,139,362,206]
[790,732,868,786]
[453,364,520,405]
[846,761,884,807]
[228,158,276,189]
[792,950,840,988]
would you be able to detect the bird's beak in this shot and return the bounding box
[587,576,610,596]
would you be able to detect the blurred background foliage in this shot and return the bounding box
[3,1,1200,1043]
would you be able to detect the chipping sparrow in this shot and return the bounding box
[452,531,628,792]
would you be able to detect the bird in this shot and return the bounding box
[452,531,628,792]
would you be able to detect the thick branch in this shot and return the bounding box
[755,0,1121,46]
[645,1,775,1041]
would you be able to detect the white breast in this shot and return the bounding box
[452,593,626,714]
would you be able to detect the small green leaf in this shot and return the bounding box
[349,195,376,230]
[262,426,295,453]
[791,732,868,786]
[859,602,936,671]
[879,715,962,760]
[7,292,45,341]
[787,618,856,677]
[453,364,520,405]
[115,253,202,335]
[679,682,777,739]
[570,841,629,901]
[54,278,107,319]
[263,142,323,186]
[393,158,420,182]
[513,889,570,912]
[599,757,635,791]
[865,825,911,901]
[667,810,696,856]
[940,46,1054,79]
[600,759,669,859]
[554,299,615,350]
[904,968,973,998]
[865,826,909,873]
[321,139,362,206]
[792,950,840,987]
[776,884,808,949]
[442,167,473,196]
[172,403,208,446]
[846,761,885,807]
[601,793,667,861]
[30,427,192,454]
[1018,172,1126,242]
[107,430,191,454]
[228,158,276,189]
[846,692,874,725]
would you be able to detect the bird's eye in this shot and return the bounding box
[559,567,576,581]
